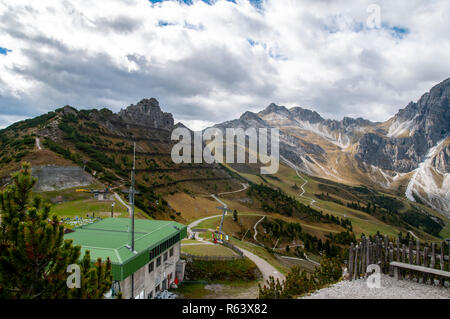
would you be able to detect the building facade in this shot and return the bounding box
[119,234,186,299]
[65,218,187,299]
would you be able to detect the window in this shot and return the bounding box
[156,257,161,267]
[169,248,174,257]
[148,262,154,273]
[163,252,168,262]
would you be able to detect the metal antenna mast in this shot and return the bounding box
[130,142,136,252]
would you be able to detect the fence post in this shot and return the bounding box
[416,239,420,266]
[366,237,370,271]
[440,242,444,271]
[408,241,413,265]
[354,245,359,279]
[389,242,394,276]
[423,245,429,284]
[362,237,366,276]
[402,244,406,263]
[378,236,382,265]
[384,236,389,271]
[396,237,400,262]
[348,243,354,280]
[431,243,436,269]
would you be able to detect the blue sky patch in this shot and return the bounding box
[0,47,12,55]
[390,26,409,39]
[149,0,261,9]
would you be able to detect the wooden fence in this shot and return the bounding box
[347,236,450,284]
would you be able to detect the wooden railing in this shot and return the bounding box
[347,236,450,282]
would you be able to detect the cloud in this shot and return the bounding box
[0,0,449,130]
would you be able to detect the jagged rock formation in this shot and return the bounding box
[357,78,450,172]
[118,98,174,130]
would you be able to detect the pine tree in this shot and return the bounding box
[0,163,112,299]
[232,209,238,222]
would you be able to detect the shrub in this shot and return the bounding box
[185,258,260,282]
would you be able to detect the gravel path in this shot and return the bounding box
[302,275,450,299]
[113,192,131,216]
[239,246,286,283]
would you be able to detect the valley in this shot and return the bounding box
[0,79,448,299]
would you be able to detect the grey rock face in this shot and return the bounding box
[118,98,174,130]
[289,107,324,124]
[32,165,94,192]
[356,78,450,172]
[355,133,428,173]
[396,78,450,146]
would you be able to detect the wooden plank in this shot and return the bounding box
[390,261,450,278]
[354,244,359,279]
[416,239,420,265]
[384,236,389,267]
[349,243,354,280]
[423,246,429,267]
[423,246,429,284]
[402,244,406,263]
[366,237,370,270]
[431,243,436,269]
[389,242,394,276]
[440,242,445,286]
[408,241,413,265]
[361,238,366,276]
[396,237,401,262]
[377,237,382,264]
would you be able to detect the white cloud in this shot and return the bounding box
[0,0,449,128]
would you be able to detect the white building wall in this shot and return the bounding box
[119,241,182,299]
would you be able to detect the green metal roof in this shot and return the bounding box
[64,218,187,280]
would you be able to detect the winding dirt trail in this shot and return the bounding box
[113,192,131,217]
[280,155,319,208]
[253,216,266,243]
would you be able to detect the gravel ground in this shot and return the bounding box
[302,275,450,299]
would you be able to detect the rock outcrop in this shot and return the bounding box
[118,98,174,130]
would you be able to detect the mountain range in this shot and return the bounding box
[214,78,449,217]
[0,78,448,226]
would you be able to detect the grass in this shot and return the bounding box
[240,162,405,238]
[229,237,290,275]
[181,244,237,257]
[173,280,259,299]
[51,199,128,218]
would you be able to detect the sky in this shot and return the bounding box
[0,0,449,131]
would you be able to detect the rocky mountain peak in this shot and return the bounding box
[240,111,260,121]
[388,78,449,145]
[118,98,174,130]
[258,103,291,117]
[289,106,324,124]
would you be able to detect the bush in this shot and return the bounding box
[185,258,260,282]
[258,257,342,299]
